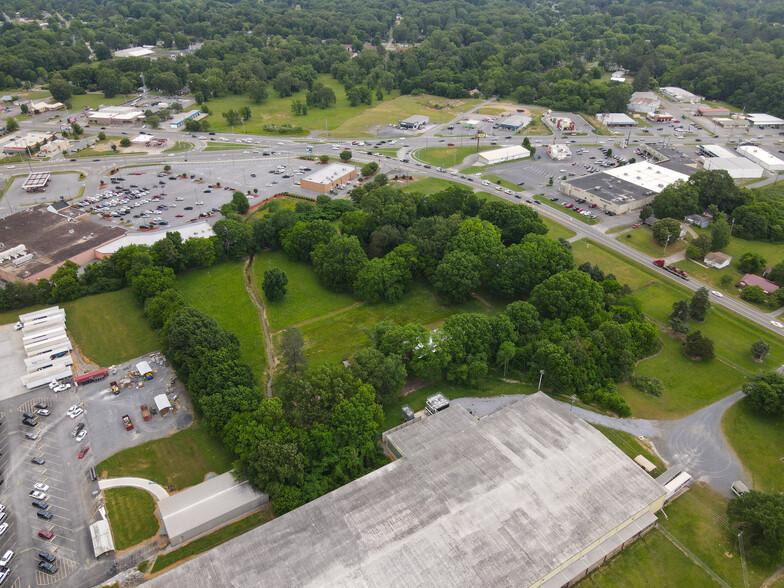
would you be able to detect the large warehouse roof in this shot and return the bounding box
[94,221,213,256]
[604,161,689,193]
[478,144,530,164]
[745,113,784,126]
[146,393,667,588]
[737,145,784,170]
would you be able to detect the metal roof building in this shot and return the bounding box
[700,144,765,178]
[660,87,701,103]
[745,113,784,128]
[146,393,667,588]
[597,113,637,127]
[496,114,531,130]
[737,145,784,172]
[89,508,115,558]
[94,221,213,258]
[628,92,661,114]
[21,172,50,192]
[477,144,530,165]
[159,472,269,547]
[398,115,429,129]
[300,163,357,193]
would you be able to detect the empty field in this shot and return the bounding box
[104,487,159,551]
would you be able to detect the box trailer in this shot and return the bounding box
[25,335,69,356]
[20,364,73,390]
[18,306,62,324]
[25,340,73,359]
[22,314,65,335]
[23,326,66,345]
[25,352,73,373]
[74,368,109,386]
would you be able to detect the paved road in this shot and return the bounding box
[454,391,746,496]
[98,477,169,501]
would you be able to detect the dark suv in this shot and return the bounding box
[37,561,57,574]
[38,551,56,563]
[37,511,53,521]
[32,500,48,510]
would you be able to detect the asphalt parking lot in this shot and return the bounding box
[0,171,85,218]
[0,346,192,587]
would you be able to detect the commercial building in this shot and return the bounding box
[647,113,673,123]
[397,115,429,129]
[169,110,201,129]
[29,101,64,114]
[113,46,154,58]
[628,92,661,115]
[21,172,50,192]
[560,161,690,214]
[739,274,779,295]
[94,221,213,259]
[699,144,764,179]
[158,471,268,547]
[300,163,357,193]
[704,252,732,269]
[477,145,530,165]
[714,117,749,129]
[547,143,572,160]
[597,113,637,127]
[86,106,145,125]
[146,393,668,588]
[1,132,55,154]
[660,86,701,103]
[697,107,730,117]
[0,205,125,283]
[745,113,784,128]
[551,116,575,131]
[737,145,784,172]
[496,114,531,130]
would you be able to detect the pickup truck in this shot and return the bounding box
[110,381,119,395]
[122,415,134,431]
[140,405,151,421]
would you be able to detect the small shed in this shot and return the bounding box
[89,508,115,558]
[136,361,153,380]
[634,455,656,473]
[154,394,172,416]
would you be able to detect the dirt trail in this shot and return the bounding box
[244,256,276,398]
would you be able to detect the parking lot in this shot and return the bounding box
[0,172,85,218]
[0,328,193,586]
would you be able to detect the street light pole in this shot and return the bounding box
[537,370,545,392]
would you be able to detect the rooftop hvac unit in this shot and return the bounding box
[12,253,33,266]
[68,229,74,234]
[89,233,95,237]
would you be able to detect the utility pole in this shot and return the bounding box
[663,233,671,255]
[537,370,545,392]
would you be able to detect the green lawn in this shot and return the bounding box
[202,75,402,136]
[70,93,129,111]
[579,529,715,587]
[163,141,193,153]
[593,424,664,474]
[97,422,233,491]
[383,378,535,431]
[616,226,688,257]
[414,145,491,168]
[252,251,356,332]
[151,509,274,573]
[401,176,464,195]
[104,487,159,551]
[369,148,400,156]
[177,261,267,383]
[617,335,748,419]
[203,142,249,151]
[332,94,480,137]
[297,280,495,366]
[722,235,784,269]
[542,217,577,241]
[61,289,158,366]
[658,484,778,587]
[723,401,784,492]
[480,174,521,191]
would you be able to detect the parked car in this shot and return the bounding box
[38,551,56,563]
[32,500,48,510]
[78,447,89,459]
[34,483,49,492]
[37,529,54,540]
[22,418,37,428]
[31,457,45,465]
[38,561,57,574]
[37,511,53,521]
[0,524,7,537]
[30,491,46,500]
[25,433,38,441]
[37,409,50,417]
[76,429,87,442]
[0,549,14,566]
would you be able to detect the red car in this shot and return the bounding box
[565,203,574,209]
[175,214,184,217]
[78,447,89,459]
[38,530,53,540]
[447,143,455,146]
[576,208,583,213]
[632,223,641,228]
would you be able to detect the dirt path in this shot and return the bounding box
[273,301,363,334]
[244,256,276,398]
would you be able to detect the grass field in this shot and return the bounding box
[593,424,665,474]
[542,217,577,241]
[572,239,784,417]
[384,378,535,430]
[163,141,193,153]
[97,422,233,490]
[580,529,716,587]
[104,487,159,551]
[201,75,400,136]
[61,289,158,366]
[252,251,356,332]
[414,145,491,168]
[616,226,688,257]
[480,174,521,192]
[297,280,495,366]
[69,93,128,111]
[177,261,267,383]
[723,401,784,492]
[369,148,400,156]
[332,94,480,137]
[202,142,249,151]
[151,509,274,573]
[400,176,463,194]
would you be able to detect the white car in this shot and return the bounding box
[771,321,784,329]
[13,322,22,330]
[34,483,49,492]
[0,550,14,566]
[48,380,59,389]
[76,429,87,442]
[0,524,7,537]
[67,406,83,419]
[29,491,46,500]
[37,409,50,417]
[53,384,69,393]
[710,290,724,298]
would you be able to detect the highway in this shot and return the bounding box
[2,97,784,338]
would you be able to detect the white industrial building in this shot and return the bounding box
[547,144,572,160]
[597,113,637,127]
[95,221,214,258]
[477,145,530,165]
[745,113,784,128]
[737,145,784,172]
[146,393,668,588]
[158,471,268,547]
[660,87,701,103]
[497,114,531,131]
[87,106,145,125]
[398,115,429,129]
[113,46,154,58]
[628,92,661,115]
[699,144,764,178]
